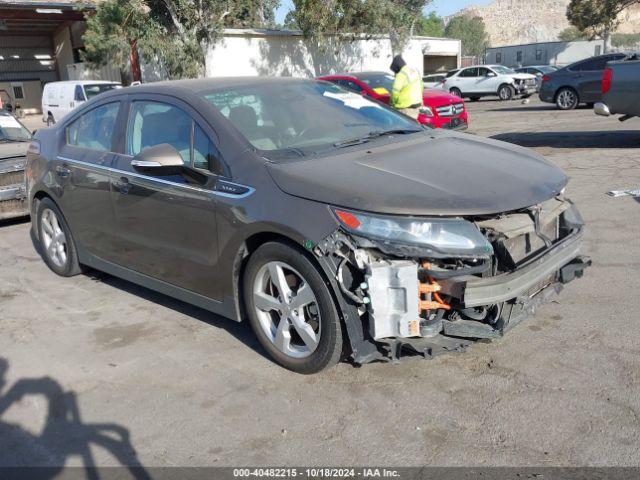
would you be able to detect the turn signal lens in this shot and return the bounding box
[334,209,362,229]
[27,140,40,155]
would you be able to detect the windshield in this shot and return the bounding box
[0,114,31,142]
[202,81,421,153]
[83,83,120,99]
[491,66,516,74]
[354,73,395,92]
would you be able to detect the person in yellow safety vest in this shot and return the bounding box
[390,55,424,121]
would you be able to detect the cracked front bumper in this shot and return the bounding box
[443,230,587,308]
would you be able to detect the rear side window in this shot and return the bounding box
[66,102,120,152]
[459,68,478,77]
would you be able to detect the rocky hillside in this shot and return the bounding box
[445,0,640,47]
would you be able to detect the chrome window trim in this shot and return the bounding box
[56,156,255,199]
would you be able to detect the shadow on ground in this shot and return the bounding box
[87,269,268,361]
[0,358,150,479]
[491,130,640,149]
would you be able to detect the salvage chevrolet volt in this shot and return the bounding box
[26,78,590,373]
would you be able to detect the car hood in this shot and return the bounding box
[423,88,462,107]
[266,131,567,217]
[0,142,28,164]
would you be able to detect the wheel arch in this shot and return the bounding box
[232,229,374,361]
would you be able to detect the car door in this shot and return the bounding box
[54,100,123,261]
[454,68,479,93]
[474,67,497,93]
[108,95,223,299]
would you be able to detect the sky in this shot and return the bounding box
[274,0,494,25]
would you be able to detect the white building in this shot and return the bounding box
[486,40,607,68]
[207,29,462,78]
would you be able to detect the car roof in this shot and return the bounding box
[323,71,391,78]
[45,80,120,86]
[93,77,323,105]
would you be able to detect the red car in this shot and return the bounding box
[317,71,469,130]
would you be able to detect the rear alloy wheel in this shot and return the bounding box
[37,198,82,277]
[556,88,579,110]
[498,84,515,101]
[450,87,462,98]
[243,242,343,373]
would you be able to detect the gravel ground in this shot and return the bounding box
[1,99,639,468]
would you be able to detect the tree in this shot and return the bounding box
[379,0,433,54]
[83,0,279,80]
[415,11,444,37]
[567,0,640,53]
[81,0,160,83]
[558,26,587,41]
[444,14,489,57]
[287,0,432,54]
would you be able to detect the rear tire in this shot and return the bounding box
[498,84,515,101]
[555,87,579,110]
[449,87,462,98]
[37,197,82,277]
[243,241,343,374]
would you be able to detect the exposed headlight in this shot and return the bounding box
[333,208,493,258]
[419,106,434,117]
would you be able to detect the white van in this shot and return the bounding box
[41,80,121,126]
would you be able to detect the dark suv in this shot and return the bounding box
[539,53,627,110]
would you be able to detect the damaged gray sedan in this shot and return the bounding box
[26,78,590,373]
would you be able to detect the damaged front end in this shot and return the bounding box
[315,196,591,364]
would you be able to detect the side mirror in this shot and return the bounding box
[131,143,184,170]
[486,72,497,77]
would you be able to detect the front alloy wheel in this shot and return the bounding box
[556,88,579,110]
[244,242,343,373]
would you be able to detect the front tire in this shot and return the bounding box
[498,84,515,101]
[37,197,82,277]
[243,241,343,374]
[555,87,579,110]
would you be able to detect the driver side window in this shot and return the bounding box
[126,100,223,174]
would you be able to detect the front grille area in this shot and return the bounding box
[436,103,465,117]
[0,169,25,188]
[502,216,559,266]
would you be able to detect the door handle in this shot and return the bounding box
[114,176,130,195]
[55,164,71,178]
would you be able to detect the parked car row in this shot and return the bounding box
[538,52,629,110]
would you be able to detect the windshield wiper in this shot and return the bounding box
[333,128,421,148]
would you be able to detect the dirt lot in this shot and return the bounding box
[1,99,639,468]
